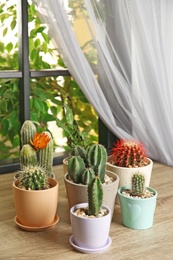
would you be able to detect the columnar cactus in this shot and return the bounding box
[88,176,103,216]
[17,165,48,190]
[38,131,54,176]
[88,144,107,182]
[20,120,36,146]
[132,174,145,196]
[111,139,147,167]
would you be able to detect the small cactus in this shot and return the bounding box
[20,144,37,169]
[111,139,147,167]
[88,176,103,216]
[17,165,48,190]
[132,174,145,196]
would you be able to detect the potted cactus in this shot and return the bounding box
[13,120,59,231]
[117,174,158,230]
[69,175,112,253]
[64,144,119,220]
[106,139,153,202]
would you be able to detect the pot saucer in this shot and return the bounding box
[14,215,59,231]
[69,235,112,254]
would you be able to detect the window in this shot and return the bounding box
[0,0,100,174]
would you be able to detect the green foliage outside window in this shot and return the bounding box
[0,1,98,161]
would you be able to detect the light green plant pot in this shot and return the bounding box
[118,186,158,230]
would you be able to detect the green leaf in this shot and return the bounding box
[6,42,13,52]
[11,19,16,30]
[50,106,58,115]
[3,27,7,37]
[35,38,41,48]
[64,104,74,127]
[41,32,50,43]
[33,98,45,111]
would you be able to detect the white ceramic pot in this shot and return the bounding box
[70,203,111,249]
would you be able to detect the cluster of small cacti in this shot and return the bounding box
[132,174,145,196]
[68,144,107,185]
[111,139,147,167]
[16,120,54,190]
[20,120,53,176]
[17,165,48,190]
[68,144,107,216]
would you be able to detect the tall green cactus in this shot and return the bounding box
[88,176,103,216]
[20,144,37,169]
[132,174,145,196]
[38,131,54,176]
[20,120,36,146]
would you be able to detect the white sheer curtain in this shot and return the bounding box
[33,0,173,166]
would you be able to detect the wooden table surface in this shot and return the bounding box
[0,162,173,260]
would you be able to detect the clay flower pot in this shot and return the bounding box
[70,203,111,250]
[64,170,119,220]
[118,185,158,230]
[13,178,59,227]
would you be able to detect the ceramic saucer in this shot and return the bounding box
[69,235,112,254]
[14,215,59,231]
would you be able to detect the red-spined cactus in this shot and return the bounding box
[110,140,148,168]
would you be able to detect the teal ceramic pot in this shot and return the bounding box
[118,186,158,230]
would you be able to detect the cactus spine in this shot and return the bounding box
[20,144,37,169]
[38,131,54,176]
[88,176,103,216]
[132,174,145,196]
[20,120,36,146]
[17,165,48,190]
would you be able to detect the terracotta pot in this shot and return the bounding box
[70,203,111,249]
[118,186,158,230]
[106,156,153,203]
[64,170,119,220]
[13,178,58,227]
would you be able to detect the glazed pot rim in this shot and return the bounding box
[118,185,158,201]
[107,156,153,169]
[70,202,111,219]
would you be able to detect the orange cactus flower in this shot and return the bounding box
[30,132,50,150]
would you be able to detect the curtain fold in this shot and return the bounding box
[33,0,173,166]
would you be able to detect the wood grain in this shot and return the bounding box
[0,161,173,260]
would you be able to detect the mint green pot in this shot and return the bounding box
[118,186,158,230]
